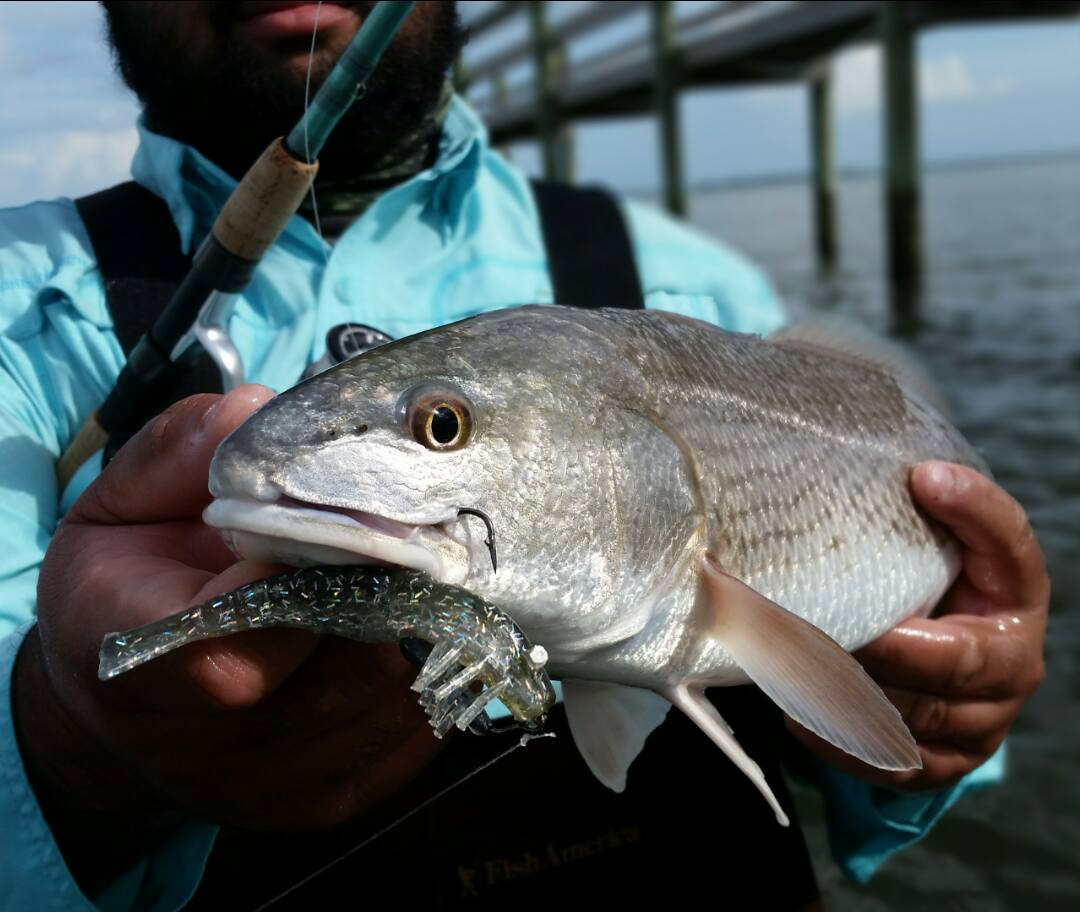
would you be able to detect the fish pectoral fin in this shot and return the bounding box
[699,555,922,772]
[563,680,672,793]
[665,684,789,827]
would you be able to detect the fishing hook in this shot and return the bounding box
[456,507,498,573]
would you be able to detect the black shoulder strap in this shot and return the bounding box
[75,182,194,354]
[530,179,644,309]
[75,182,222,453]
[77,178,640,379]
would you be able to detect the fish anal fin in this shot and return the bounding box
[699,555,921,772]
[665,684,789,827]
[563,680,671,793]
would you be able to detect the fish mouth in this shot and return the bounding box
[203,496,462,580]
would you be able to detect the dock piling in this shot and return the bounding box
[529,0,571,181]
[809,68,838,269]
[881,1,922,303]
[652,0,686,217]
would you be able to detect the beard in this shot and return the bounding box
[101,1,466,180]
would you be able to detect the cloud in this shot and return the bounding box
[834,46,879,115]
[0,127,138,207]
[834,46,1013,116]
[921,54,977,101]
[0,1,142,206]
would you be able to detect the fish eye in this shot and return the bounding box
[407,389,474,451]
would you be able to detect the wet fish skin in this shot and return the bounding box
[203,306,986,821]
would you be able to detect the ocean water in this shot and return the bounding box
[686,157,1080,909]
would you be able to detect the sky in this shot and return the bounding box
[0,1,1078,207]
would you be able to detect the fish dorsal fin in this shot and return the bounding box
[699,555,921,773]
[563,680,671,792]
[771,318,949,417]
[665,684,790,826]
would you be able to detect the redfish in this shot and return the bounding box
[202,306,984,823]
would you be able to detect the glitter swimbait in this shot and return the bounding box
[98,566,555,737]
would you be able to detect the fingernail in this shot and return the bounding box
[923,461,956,493]
[196,395,225,434]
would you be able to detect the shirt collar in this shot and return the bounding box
[421,95,485,235]
[130,94,488,258]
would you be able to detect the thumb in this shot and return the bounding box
[70,385,274,526]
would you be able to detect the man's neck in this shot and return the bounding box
[299,80,455,239]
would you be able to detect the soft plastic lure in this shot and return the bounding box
[98,566,555,736]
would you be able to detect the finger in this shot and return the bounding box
[89,520,237,572]
[856,615,1044,699]
[175,561,325,710]
[244,721,441,831]
[109,561,323,713]
[40,547,214,655]
[201,709,441,830]
[157,521,236,574]
[881,686,1019,754]
[889,741,990,792]
[260,641,416,735]
[39,523,242,682]
[70,385,274,527]
[911,462,1049,610]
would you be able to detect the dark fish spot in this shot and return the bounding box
[321,424,367,442]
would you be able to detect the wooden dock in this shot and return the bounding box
[457,0,1080,301]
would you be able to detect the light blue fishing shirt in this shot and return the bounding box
[0,97,1003,910]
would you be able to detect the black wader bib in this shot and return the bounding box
[75,181,821,911]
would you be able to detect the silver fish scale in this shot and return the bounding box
[573,309,979,681]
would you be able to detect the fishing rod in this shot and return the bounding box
[56,0,417,488]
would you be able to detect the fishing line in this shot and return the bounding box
[303,1,329,260]
[252,733,555,912]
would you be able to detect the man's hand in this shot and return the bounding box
[15,389,443,887]
[786,461,1049,791]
